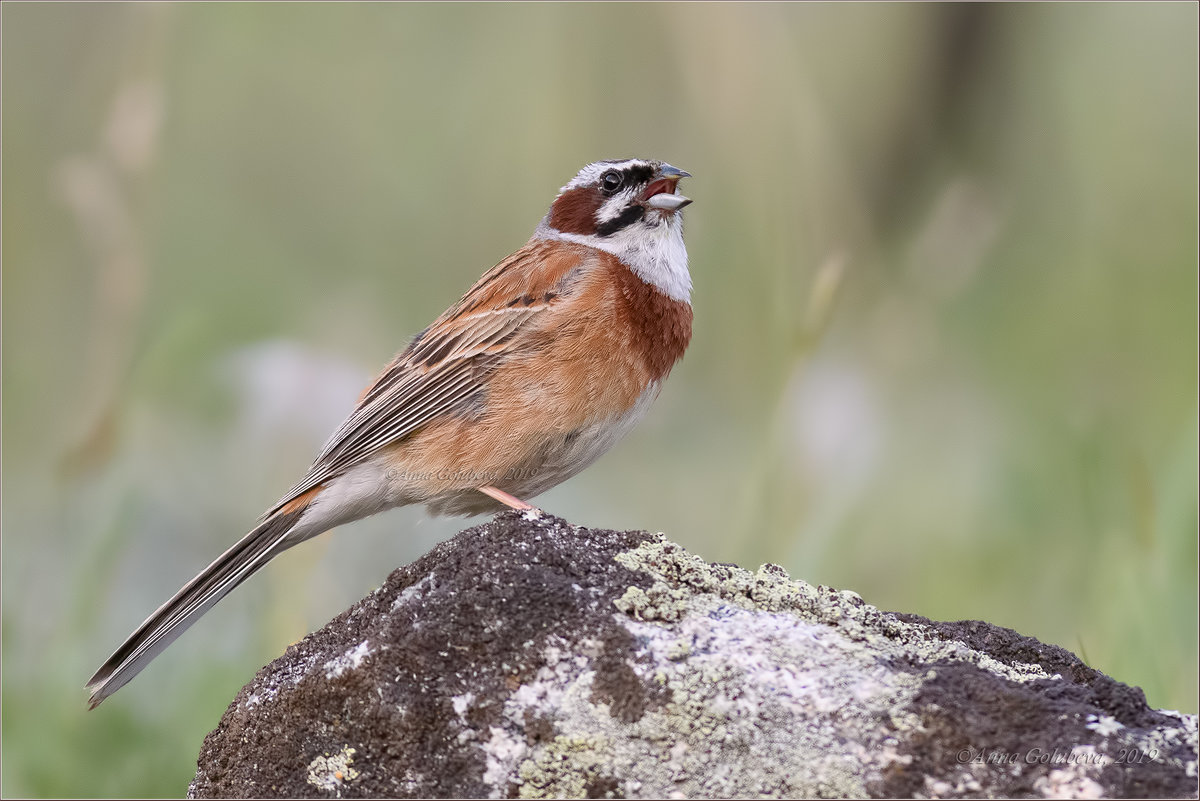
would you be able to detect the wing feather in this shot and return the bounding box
[264,240,588,518]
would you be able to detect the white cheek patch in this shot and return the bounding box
[596,188,639,223]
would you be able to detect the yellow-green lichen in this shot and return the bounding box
[305,745,360,793]
[516,734,614,799]
[613,536,822,622]
[612,535,1055,687]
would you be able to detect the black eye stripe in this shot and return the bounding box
[583,161,661,237]
[595,204,645,237]
[595,163,655,192]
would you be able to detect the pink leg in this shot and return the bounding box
[478,485,539,512]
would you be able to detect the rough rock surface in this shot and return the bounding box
[189,512,1198,799]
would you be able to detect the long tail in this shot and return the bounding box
[85,501,314,709]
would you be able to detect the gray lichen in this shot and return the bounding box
[496,536,937,797]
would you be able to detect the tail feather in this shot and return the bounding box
[85,504,311,709]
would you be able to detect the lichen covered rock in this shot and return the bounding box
[189,512,1197,799]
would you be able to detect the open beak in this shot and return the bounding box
[643,164,692,211]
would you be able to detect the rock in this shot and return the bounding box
[189,512,1198,799]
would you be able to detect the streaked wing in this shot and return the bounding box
[264,239,587,518]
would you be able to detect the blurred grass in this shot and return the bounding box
[3,3,1197,796]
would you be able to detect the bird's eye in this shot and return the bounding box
[600,170,623,194]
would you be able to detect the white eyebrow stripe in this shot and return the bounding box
[562,159,650,192]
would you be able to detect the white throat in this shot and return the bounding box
[533,214,692,303]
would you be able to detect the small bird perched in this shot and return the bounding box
[86,158,694,708]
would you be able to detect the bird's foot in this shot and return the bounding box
[478,485,542,516]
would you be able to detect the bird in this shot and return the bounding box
[86,158,694,708]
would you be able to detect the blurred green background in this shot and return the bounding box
[3,2,1196,796]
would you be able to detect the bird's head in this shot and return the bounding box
[536,158,693,301]
[544,159,692,239]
